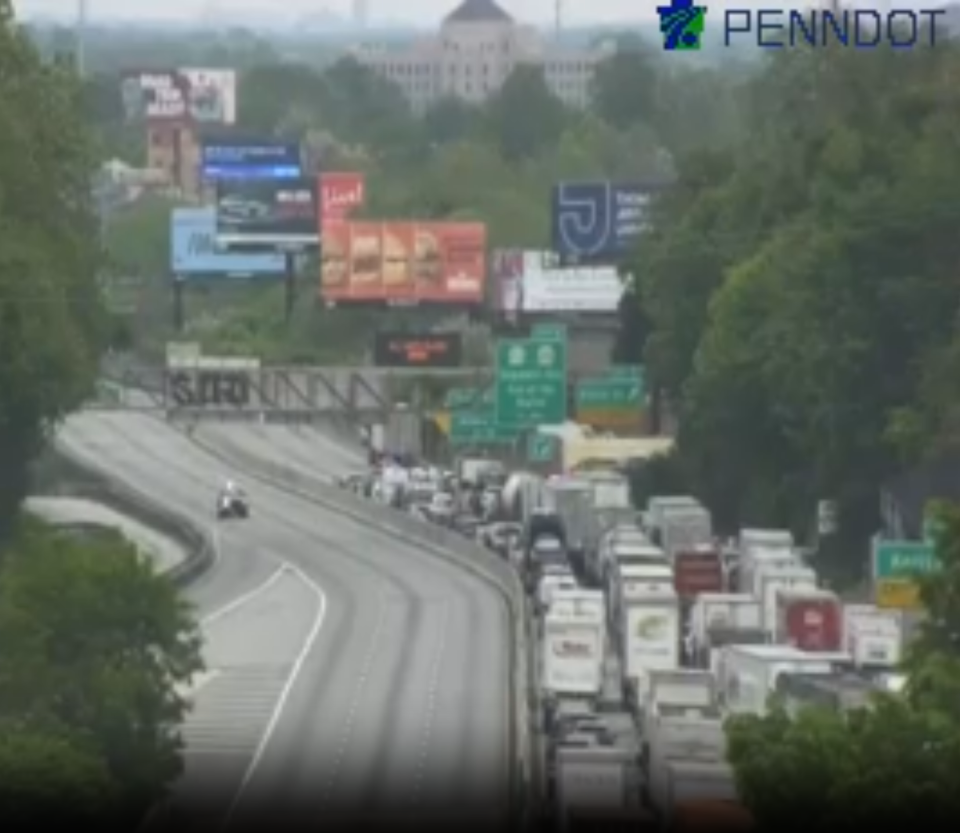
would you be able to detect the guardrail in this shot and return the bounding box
[182,426,532,830]
[31,443,214,587]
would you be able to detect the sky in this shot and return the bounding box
[14,0,940,27]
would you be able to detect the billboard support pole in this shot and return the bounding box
[172,276,184,333]
[284,252,297,323]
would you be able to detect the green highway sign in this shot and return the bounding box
[872,539,937,580]
[576,376,645,408]
[450,409,517,445]
[527,432,556,463]
[531,323,567,342]
[574,366,645,429]
[495,336,568,427]
[444,386,493,410]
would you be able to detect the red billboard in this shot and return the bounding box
[320,221,486,304]
[320,172,365,224]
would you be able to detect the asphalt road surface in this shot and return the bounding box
[59,412,512,832]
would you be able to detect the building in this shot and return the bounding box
[352,0,368,28]
[353,0,613,112]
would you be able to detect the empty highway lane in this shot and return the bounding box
[60,412,511,831]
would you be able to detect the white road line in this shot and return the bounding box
[221,562,327,831]
[412,600,449,803]
[320,582,389,803]
[200,565,288,627]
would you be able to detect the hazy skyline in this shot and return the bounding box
[15,0,937,27]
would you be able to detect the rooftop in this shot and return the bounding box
[444,0,513,24]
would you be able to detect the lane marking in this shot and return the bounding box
[412,600,449,803]
[200,565,288,627]
[320,581,389,803]
[221,562,328,831]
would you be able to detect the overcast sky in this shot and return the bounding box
[14,0,933,27]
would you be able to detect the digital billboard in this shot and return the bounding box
[320,221,485,305]
[200,139,302,180]
[320,172,366,224]
[373,333,463,368]
[120,68,236,125]
[170,208,285,277]
[215,178,319,248]
[551,181,664,262]
[491,249,623,314]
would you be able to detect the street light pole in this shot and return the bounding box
[76,0,87,77]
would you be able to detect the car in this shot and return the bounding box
[218,194,272,225]
[216,492,249,520]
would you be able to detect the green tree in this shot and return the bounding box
[590,46,659,132]
[485,65,567,162]
[0,725,120,826]
[0,0,105,540]
[0,520,204,820]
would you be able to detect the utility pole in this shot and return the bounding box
[76,0,87,77]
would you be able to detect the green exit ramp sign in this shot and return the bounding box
[575,366,645,429]
[872,539,937,580]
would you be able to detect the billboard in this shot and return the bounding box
[492,250,623,314]
[321,221,485,304]
[373,333,463,368]
[170,208,285,277]
[120,68,236,125]
[200,139,302,180]
[215,178,319,248]
[320,172,366,224]
[551,181,662,261]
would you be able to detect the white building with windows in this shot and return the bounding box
[353,0,613,112]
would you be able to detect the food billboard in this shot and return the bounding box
[321,221,486,304]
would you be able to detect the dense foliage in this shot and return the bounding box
[634,34,960,576]
[0,1,104,538]
[725,502,960,827]
[0,519,203,823]
[1,4,205,822]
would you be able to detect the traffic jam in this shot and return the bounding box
[337,454,907,831]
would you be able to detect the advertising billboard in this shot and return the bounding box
[492,250,623,314]
[321,221,485,304]
[200,139,302,180]
[120,68,236,125]
[320,172,366,224]
[551,181,662,262]
[170,208,285,277]
[215,178,319,248]
[373,333,463,368]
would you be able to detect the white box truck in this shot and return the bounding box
[542,590,606,701]
[619,591,681,707]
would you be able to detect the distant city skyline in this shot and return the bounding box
[15,0,945,27]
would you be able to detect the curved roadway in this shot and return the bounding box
[60,412,511,832]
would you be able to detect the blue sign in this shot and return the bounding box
[551,181,660,261]
[170,208,285,276]
[200,139,301,180]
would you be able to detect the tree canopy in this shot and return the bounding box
[0,0,105,539]
[633,33,960,576]
[0,4,206,823]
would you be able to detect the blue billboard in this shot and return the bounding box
[200,139,301,180]
[170,207,286,276]
[551,181,662,262]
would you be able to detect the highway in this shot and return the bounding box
[59,411,512,831]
